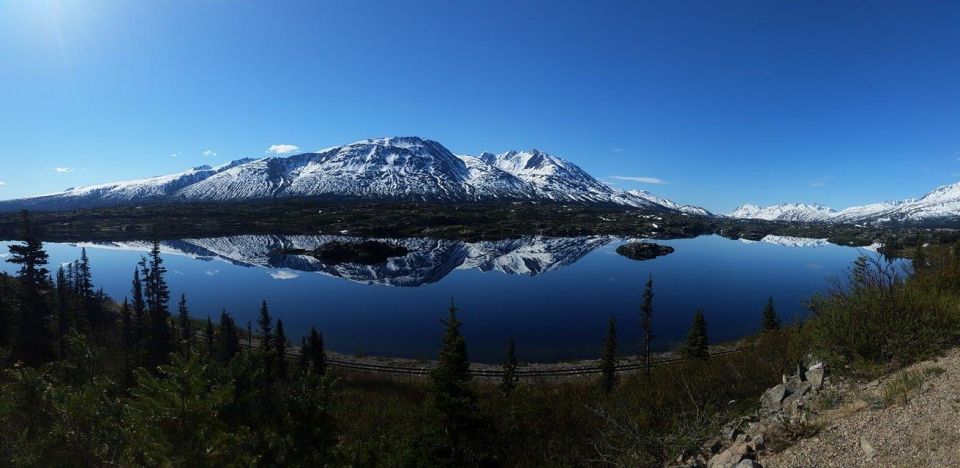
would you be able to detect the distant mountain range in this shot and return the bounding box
[0,136,709,215]
[729,182,960,224]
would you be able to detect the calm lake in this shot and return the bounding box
[0,234,890,363]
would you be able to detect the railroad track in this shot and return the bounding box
[197,331,745,380]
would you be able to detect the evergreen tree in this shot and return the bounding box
[275,319,288,381]
[600,315,618,393]
[913,232,927,272]
[0,272,10,347]
[204,315,215,355]
[640,274,654,377]
[682,310,709,360]
[500,338,518,395]
[429,299,476,462]
[54,266,70,357]
[77,248,93,300]
[247,321,253,349]
[120,298,135,385]
[176,294,191,355]
[257,300,274,384]
[124,353,247,466]
[142,241,172,369]
[761,297,781,332]
[130,266,147,368]
[6,210,55,365]
[216,310,241,362]
[277,371,338,466]
[301,326,326,376]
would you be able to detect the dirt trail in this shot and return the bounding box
[764,347,960,467]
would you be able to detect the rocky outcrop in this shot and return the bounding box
[615,242,675,261]
[675,360,828,468]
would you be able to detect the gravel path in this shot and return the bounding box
[763,347,960,467]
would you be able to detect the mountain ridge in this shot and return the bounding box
[0,136,709,215]
[728,182,960,224]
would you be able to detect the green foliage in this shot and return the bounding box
[176,294,191,355]
[123,353,251,466]
[803,255,960,372]
[216,310,241,363]
[300,326,326,376]
[600,315,617,393]
[682,310,709,360]
[428,299,478,464]
[762,297,780,332]
[881,370,926,406]
[6,210,56,365]
[640,274,654,376]
[275,318,288,381]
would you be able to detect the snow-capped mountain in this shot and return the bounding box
[728,203,837,222]
[0,136,707,214]
[627,190,712,216]
[729,182,960,224]
[73,235,615,287]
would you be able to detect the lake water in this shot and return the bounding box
[0,234,888,363]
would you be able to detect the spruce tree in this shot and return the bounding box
[7,210,55,365]
[0,272,10,347]
[302,326,326,376]
[217,310,241,362]
[640,274,654,377]
[257,300,274,384]
[275,319,288,381]
[600,315,618,393]
[429,299,476,462]
[177,294,192,355]
[131,266,147,368]
[500,338,518,395]
[120,298,135,385]
[205,314,215,355]
[761,297,780,332]
[55,266,70,357]
[913,232,926,272]
[682,309,709,360]
[142,241,172,369]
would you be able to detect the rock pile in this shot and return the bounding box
[673,361,827,468]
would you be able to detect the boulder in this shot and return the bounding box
[702,437,723,455]
[805,363,825,389]
[760,384,786,410]
[707,441,752,468]
[736,460,763,468]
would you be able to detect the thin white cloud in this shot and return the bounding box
[267,144,299,154]
[53,167,74,173]
[609,176,668,185]
[202,150,217,157]
[170,152,181,158]
[0,180,6,186]
[205,269,219,276]
[810,176,835,188]
[269,270,299,280]
[612,148,623,153]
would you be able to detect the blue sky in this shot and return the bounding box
[1,1,959,213]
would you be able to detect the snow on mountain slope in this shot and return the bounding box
[626,190,712,216]
[478,150,636,205]
[728,203,837,222]
[0,136,703,214]
[76,235,612,287]
[729,181,960,224]
[0,160,253,211]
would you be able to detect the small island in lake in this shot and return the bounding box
[616,241,675,261]
[278,240,409,265]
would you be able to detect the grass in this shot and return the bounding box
[882,371,926,406]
